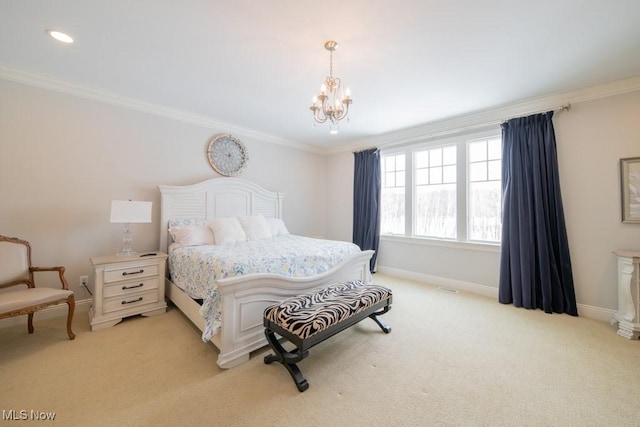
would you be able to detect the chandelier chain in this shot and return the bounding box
[329,48,333,79]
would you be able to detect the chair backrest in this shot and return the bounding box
[0,236,32,288]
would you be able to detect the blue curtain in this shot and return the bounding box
[353,148,381,272]
[499,112,578,316]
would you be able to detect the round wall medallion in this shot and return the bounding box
[206,134,248,177]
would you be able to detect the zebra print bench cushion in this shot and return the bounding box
[263,280,392,340]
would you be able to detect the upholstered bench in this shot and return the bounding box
[263,280,392,392]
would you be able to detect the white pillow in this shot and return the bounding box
[169,226,214,246]
[238,214,272,241]
[264,217,290,236]
[208,217,247,244]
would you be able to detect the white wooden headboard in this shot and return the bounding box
[158,177,285,253]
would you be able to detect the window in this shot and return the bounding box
[468,138,502,242]
[381,131,502,244]
[414,145,456,239]
[381,153,405,234]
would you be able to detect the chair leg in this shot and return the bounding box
[28,313,34,334]
[66,295,76,340]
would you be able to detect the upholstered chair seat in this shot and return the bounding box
[0,288,74,315]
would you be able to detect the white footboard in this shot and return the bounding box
[214,250,373,368]
[166,250,374,369]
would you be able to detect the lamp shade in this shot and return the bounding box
[110,200,152,224]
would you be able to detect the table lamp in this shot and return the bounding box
[110,200,152,256]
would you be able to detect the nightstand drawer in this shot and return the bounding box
[103,290,159,313]
[104,264,159,283]
[103,278,160,298]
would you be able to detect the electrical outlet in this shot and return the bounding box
[80,275,88,288]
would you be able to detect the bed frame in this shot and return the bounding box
[158,177,373,368]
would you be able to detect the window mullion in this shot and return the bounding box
[405,151,413,236]
[457,140,467,242]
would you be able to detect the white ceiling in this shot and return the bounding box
[2,1,640,150]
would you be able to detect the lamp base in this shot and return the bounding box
[117,223,136,257]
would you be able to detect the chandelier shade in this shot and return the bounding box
[310,40,352,133]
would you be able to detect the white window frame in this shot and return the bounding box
[380,153,407,235]
[466,135,503,243]
[380,128,501,251]
[413,144,458,239]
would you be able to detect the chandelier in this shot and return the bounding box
[310,40,352,133]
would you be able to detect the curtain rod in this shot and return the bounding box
[500,103,571,124]
[372,103,572,152]
[353,147,380,154]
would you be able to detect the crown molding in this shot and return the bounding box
[333,75,640,155]
[0,65,325,155]
[3,65,638,157]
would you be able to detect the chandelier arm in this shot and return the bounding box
[311,103,329,124]
[313,113,329,124]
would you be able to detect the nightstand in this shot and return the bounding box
[89,252,168,331]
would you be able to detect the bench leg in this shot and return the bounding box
[264,328,309,392]
[369,304,392,333]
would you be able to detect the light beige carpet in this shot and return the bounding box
[1,274,639,427]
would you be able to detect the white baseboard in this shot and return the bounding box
[574,304,616,323]
[376,266,615,322]
[0,298,92,329]
[377,266,499,298]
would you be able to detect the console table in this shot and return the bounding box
[612,250,640,339]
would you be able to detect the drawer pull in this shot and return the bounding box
[121,297,143,305]
[122,269,144,276]
[122,283,144,290]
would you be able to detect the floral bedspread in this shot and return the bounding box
[168,235,361,341]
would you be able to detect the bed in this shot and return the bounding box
[158,177,373,368]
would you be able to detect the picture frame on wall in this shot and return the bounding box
[620,157,640,223]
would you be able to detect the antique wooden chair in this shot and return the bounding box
[0,235,75,339]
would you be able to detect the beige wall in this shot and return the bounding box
[0,79,327,298]
[327,90,640,314]
[557,90,640,310]
[3,76,639,316]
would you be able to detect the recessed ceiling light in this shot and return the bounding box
[46,29,74,44]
